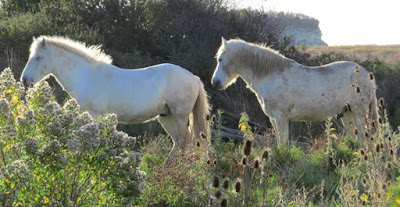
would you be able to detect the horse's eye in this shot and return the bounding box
[35,56,42,61]
[218,58,222,62]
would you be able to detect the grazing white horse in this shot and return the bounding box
[21,36,210,160]
[211,38,379,143]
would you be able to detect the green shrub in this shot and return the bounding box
[0,68,144,206]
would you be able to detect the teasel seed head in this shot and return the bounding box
[253,158,260,169]
[354,65,360,73]
[243,139,252,156]
[262,149,269,161]
[213,176,220,188]
[362,177,367,186]
[206,114,210,121]
[376,144,380,153]
[388,136,392,142]
[222,179,229,190]
[379,98,385,106]
[360,149,365,156]
[221,198,227,207]
[215,190,222,199]
[211,114,217,122]
[213,160,217,166]
[234,179,242,193]
[207,159,211,165]
[390,149,394,156]
[365,131,369,137]
[371,121,375,128]
[369,72,374,80]
[364,154,368,161]
[356,86,361,93]
[241,156,247,166]
[197,141,201,148]
[387,162,392,169]
[354,128,359,135]
[200,132,207,139]
[380,142,384,149]
[378,117,383,124]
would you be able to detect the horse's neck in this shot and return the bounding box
[51,54,96,97]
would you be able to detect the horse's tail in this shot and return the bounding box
[369,73,380,134]
[191,77,211,148]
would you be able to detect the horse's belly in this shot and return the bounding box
[288,101,343,121]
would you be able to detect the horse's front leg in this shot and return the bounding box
[271,114,289,144]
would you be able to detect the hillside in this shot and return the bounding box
[304,45,400,64]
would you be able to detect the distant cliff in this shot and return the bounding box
[278,12,327,46]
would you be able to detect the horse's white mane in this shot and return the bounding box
[220,39,294,77]
[30,35,113,64]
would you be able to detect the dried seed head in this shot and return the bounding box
[346,104,352,112]
[223,179,229,190]
[207,160,211,165]
[206,114,210,121]
[234,179,242,193]
[221,198,227,207]
[365,131,369,137]
[243,139,252,156]
[213,160,217,166]
[390,149,394,156]
[197,141,201,147]
[378,117,383,124]
[362,200,366,205]
[200,132,207,139]
[377,192,381,198]
[379,98,385,106]
[369,73,374,80]
[211,115,217,122]
[262,149,269,161]
[388,136,392,142]
[360,149,365,156]
[253,158,260,169]
[354,65,360,73]
[339,159,344,166]
[362,177,367,185]
[241,157,247,166]
[364,154,368,161]
[383,184,387,190]
[215,190,222,199]
[380,143,384,149]
[355,128,359,135]
[371,121,375,128]
[376,144,380,153]
[213,176,220,188]
[387,162,392,169]
[356,86,361,93]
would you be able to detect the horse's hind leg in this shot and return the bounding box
[157,114,189,163]
[342,112,356,138]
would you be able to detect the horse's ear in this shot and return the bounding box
[221,37,227,47]
[32,36,37,41]
[40,38,46,48]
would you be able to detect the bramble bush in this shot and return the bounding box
[0,68,144,206]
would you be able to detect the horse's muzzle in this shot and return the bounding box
[212,79,224,90]
[21,77,33,88]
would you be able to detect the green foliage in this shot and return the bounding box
[0,68,144,206]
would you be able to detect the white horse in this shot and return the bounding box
[21,36,210,160]
[212,38,379,143]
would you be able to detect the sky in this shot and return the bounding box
[237,0,400,46]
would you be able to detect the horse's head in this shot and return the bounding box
[21,36,54,88]
[211,37,239,90]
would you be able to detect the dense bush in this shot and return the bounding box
[0,68,144,206]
